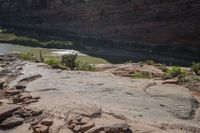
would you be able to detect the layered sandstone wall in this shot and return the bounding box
[0,0,200,46]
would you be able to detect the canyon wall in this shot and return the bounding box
[0,0,200,47]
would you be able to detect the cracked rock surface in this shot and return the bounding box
[8,62,200,133]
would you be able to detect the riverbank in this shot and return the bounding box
[0,53,200,133]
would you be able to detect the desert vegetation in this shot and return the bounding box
[0,27,75,49]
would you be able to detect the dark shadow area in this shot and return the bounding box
[1,25,200,66]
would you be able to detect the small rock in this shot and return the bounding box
[0,116,23,129]
[81,121,95,132]
[162,79,178,84]
[32,124,49,133]
[5,89,20,95]
[79,117,91,125]
[87,123,132,133]
[25,99,39,104]
[57,128,73,133]
[18,74,42,84]
[30,119,39,127]
[33,96,41,100]
[0,105,21,121]
[0,130,5,133]
[71,119,79,124]
[41,118,53,126]
[15,84,26,90]
[31,110,43,116]
[0,79,6,89]
[74,115,83,121]
[13,96,24,103]
[73,125,81,132]
[68,123,76,129]
[19,93,32,100]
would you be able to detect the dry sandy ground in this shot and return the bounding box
[5,62,200,133]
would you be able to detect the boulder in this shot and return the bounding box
[0,116,23,129]
[0,105,20,121]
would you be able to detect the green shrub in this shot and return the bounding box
[162,66,189,81]
[19,52,35,61]
[162,73,173,80]
[145,60,155,65]
[125,60,133,64]
[191,62,200,75]
[45,57,60,66]
[168,66,188,77]
[190,76,200,82]
[10,36,40,46]
[61,54,77,70]
[178,74,190,83]
[76,60,95,71]
[157,64,168,72]
[132,71,152,79]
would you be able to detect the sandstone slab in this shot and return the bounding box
[0,105,20,121]
[0,116,23,129]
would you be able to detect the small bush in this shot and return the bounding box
[125,60,133,64]
[145,60,155,65]
[45,57,60,66]
[76,60,95,71]
[178,74,190,83]
[10,36,39,47]
[162,66,189,82]
[191,62,200,75]
[61,54,77,70]
[157,64,168,72]
[190,76,200,82]
[168,66,188,77]
[19,52,35,61]
[162,73,173,80]
[132,71,152,79]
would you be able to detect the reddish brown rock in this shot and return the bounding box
[73,125,81,132]
[0,105,20,121]
[40,118,53,126]
[79,117,91,125]
[0,79,6,89]
[81,121,95,132]
[5,89,20,95]
[32,124,49,133]
[0,116,23,129]
[15,84,26,90]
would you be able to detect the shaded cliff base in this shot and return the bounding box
[0,24,200,66]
